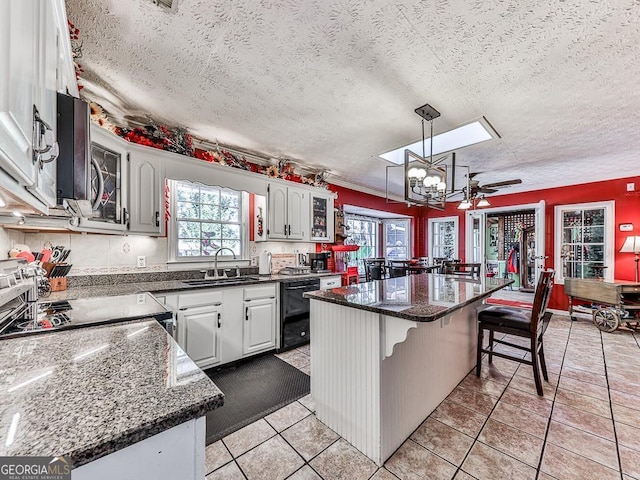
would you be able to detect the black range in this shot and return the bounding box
[0,293,171,338]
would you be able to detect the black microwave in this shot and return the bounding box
[56,93,123,224]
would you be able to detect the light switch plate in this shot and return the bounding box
[619,223,634,231]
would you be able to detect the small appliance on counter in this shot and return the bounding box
[278,266,311,276]
[258,251,272,275]
[309,252,331,273]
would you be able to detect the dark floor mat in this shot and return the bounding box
[204,354,310,444]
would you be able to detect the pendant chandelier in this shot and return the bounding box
[403,103,447,209]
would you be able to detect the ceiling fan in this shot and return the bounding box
[465,172,522,198]
[448,171,522,206]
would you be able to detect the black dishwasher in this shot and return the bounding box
[279,278,320,351]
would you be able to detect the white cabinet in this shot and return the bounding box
[267,183,308,240]
[178,304,221,368]
[176,290,223,369]
[310,193,335,242]
[0,0,74,213]
[28,0,59,207]
[128,149,165,235]
[173,283,277,368]
[0,0,39,186]
[243,285,277,356]
[320,275,342,290]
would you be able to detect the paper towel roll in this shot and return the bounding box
[259,252,271,275]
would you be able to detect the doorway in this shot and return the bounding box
[465,201,545,303]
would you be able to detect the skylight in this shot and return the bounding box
[379,118,499,165]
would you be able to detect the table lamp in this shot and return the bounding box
[620,235,640,282]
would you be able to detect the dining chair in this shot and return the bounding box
[387,260,409,278]
[476,269,555,396]
[364,258,386,281]
[443,262,481,277]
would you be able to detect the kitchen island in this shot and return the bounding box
[305,273,512,465]
[0,319,223,479]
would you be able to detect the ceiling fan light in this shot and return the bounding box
[457,200,472,210]
[477,196,490,207]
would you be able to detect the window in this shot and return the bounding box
[554,201,614,283]
[345,215,378,272]
[384,219,410,259]
[427,216,459,262]
[170,180,245,260]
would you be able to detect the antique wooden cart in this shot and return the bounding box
[565,278,640,332]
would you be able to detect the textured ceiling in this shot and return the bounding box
[66,0,640,199]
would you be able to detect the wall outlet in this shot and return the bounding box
[627,182,635,192]
[136,256,146,268]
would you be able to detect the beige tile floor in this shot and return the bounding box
[205,314,640,480]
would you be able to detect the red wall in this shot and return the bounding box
[332,175,640,311]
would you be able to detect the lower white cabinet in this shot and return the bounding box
[178,304,221,369]
[243,298,276,355]
[171,283,278,368]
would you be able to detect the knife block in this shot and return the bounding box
[42,262,68,292]
[49,277,67,292]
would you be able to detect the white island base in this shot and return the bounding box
[73,417,205,480]
[310,299,480,466]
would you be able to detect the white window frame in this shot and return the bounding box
[427,216,459,262]
[383,219,411,260]
[345,214,379,272]
[554,201,615,285]
[167,179,249,264]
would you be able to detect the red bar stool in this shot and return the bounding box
[342,266,359,286]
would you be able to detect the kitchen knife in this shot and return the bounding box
[50,246,64,262]
[60,249,71,263]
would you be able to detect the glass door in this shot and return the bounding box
[310,193,333,241]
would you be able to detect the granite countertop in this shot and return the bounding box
[304,274,513,322]
[0,319,224,467]
[48,272,341,301]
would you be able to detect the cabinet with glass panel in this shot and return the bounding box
[309,192,334,242]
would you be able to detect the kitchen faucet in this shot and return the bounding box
[207,247,237,279]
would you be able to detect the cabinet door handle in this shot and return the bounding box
[245,307,249,321]
[288,224,291,236]
[155,211,160,227]
[217,312,221,328]
[284,223,287,235]
[123,207,130,227]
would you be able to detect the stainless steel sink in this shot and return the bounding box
[182,277,259,287]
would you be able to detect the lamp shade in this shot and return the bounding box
[620,236,640,253]
[477,196,490,207]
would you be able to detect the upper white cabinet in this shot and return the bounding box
[0,0,75,212]
[0,0,39,186]
[267,183,308,241]
[28,0,59,207]
[128,148,165,235]
[310,192,334,242]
